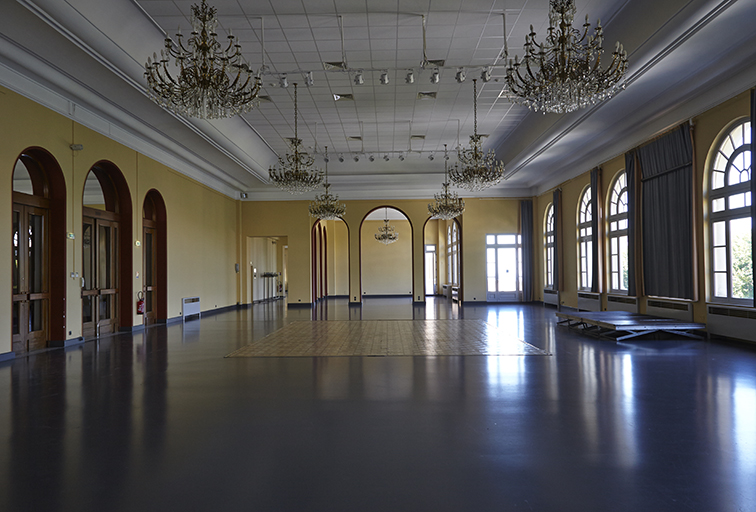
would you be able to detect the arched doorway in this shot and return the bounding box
[142,190,167,325]
[11,148,66,354]
[422,216,462,302]
[359,207,413,298]
[311,219,349,303]
[311,222,327,302]
[81,161,132,338]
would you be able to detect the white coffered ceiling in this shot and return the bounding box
[2,0,755,201]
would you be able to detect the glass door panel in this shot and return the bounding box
[82,217,119,337]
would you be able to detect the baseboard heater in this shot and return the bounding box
[543,289,559,307]
[707,305,756,342]
[647,298,693,322]
[182,297,201,321]
[577,292,600,312]
[607,294,638,313]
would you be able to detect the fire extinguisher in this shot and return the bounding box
[136,291,145,315]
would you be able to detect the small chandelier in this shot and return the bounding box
[144,0,262,119]
[269,83,323,194]
[375,208,399,245]
[428,145,465,220]
[450,79,505,191]
[309,147,346,220]
[503,1,628,114]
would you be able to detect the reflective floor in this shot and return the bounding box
[1,297,756,512]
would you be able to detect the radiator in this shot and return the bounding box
[707,305,756,342]
[607,294,638,313]
[182,296,201,320]
[577,292,600,312]
[646,298,693,321]
[543,289,559,307]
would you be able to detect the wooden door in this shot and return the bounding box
[143,226,157,325]
[12,204,49,353]
[82,216,119,338]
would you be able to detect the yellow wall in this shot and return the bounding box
[360,219,412,295]
[1,85,238,352]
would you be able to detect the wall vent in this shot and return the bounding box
[607,294,638,313]
[646,298,693,321]
[543,289,559,307]
[577,292,600,312]
[707,305,756,342]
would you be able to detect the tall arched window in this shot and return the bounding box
[447,223,459,285]
[578,186,593,290]
[607,171,629,293]
[544,203,555,289]
[709,119,752,303]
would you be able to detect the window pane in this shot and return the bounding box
[619,235,629,290]
[729,193,746,210]
[487,278,496,292]
[713,221,726,246]
[498,248,517,291]
[712,198,725,213]
[712,170,725,189]
[486,235,495,245]
[498,235,515,245]
[487,248,496,264]
[714,247,727,272]
[714,272,727,297]
[729,217,753,299]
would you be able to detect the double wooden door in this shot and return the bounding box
[12,203,49,353]
[82,215,119,338]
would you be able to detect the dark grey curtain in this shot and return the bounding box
[626,151,638,297]
[751,89,756,307]
[590,168,600,293]
[553,189,562,291]
[638,123,694,299]
[520,200,534,302]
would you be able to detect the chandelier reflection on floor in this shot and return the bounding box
[308,147,346,220]
[450,79,505,191]
[144,0,262,119]
[269,83,323,194]
[503,1,628,114]
[428,145,465,220]
[375,208,399,245]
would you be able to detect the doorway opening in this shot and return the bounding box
[142,190,167,325]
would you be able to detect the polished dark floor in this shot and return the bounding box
[2,298,756,512]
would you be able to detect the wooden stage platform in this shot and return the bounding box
[556,310,707,341]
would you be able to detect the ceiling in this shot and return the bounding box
[2,0,755,201]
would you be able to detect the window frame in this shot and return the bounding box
[607,171,629,294]
[544,203,555,290]
[577,185,593,291]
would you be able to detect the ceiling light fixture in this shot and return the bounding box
[368,154,375,162]
[144,0,262,119]
[268,83,323,194]
[383,154,390,161]
[309,146,346,221]
[405,70,415,84]
[380,71,390,85]
[375,208,399,245]
[354,71,364,85]
[428,153,434,161]
[398,154,405,161]
[450,79,504,191]
[430,68,440,84]
[480,66,492,82]
[455,68,466,83]
[428,145,465,220]
[353,155,360,162]
[503,4,628,114]
[279,74,289,88]
[338,154,345,163]
[304,71,314,87]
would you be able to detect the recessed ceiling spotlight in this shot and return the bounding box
[383,154,390,161]
[405,70,415,84]
[338,154,345,163]
[368,154,375,162]
[279,74,288,88]
[480,66,492,82]
[430,68,440,84]
[353,155,360,162]
[354,71,364,85]
[380,71,390,85]
[455,68,466,83]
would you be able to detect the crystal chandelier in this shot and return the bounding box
[503,1,628,114]
[144,0,262,119]
[375,209,399,245]
[428,145,465,220]
[269,83,323,194]
[450,79,505,191]
[309,147,346,220]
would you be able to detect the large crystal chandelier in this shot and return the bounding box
[450,79,505,191]
[428,145,465,220]
[503,1,628,114]
[375,209,399,245]
[269,83,323,194]
[144,0,262,119]
[309,147,346,220]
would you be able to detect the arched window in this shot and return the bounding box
[447,223,459,285]
[577,186,593,290]
[709,119,752,303]
[607,171,629,293]
[544,203,555,289]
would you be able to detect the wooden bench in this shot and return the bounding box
[556,310,706,341]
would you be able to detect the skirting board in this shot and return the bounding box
[0,351,15,363]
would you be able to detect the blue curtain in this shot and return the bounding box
[637,123,694,299]
[520,200,534,302]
